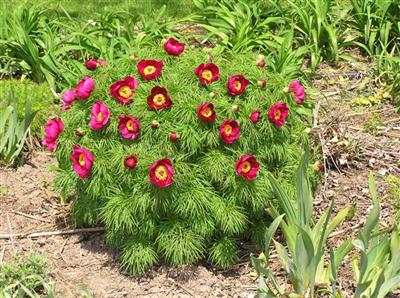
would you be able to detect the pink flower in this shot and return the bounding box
[76,77,95,100]
[250,111,261,124]
[235,155,259,181]
[149,158,174,188]
[288,80,306,104]
[268,102,289,127]
[257,60,265,68]
[137,60,163,81]
[85,59,97,70]
[71,146,94,179]
[119,115,140,140]
[124,155,138,169]
[194,63,219,85]
[62,89,76,104]
[89,101,110,131]
[227,75,249,96]
[61,103,71,110]
[42,118,64,152]
[163,38,185,56]
[109,76,139,105]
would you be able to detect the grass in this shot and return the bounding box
[0,79,58,137]
[0,251,55,297]
[0,0,195,19]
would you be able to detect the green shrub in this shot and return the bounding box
[0,79,57,137]
[50,44,313,273]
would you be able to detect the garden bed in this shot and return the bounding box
[1,63,399,297]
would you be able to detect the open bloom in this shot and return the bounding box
[227,75,249,96]
[71,146,94,179]
[220,119,240,144]
[85,59,97,70]
[163,38,185,56]
[89,101,110,130]
[62,89,76,105]
[196,102,216,122]
[235,155,259,181]
[42,118,64,152]
[194,63,219,85]
[124,155,138,169]
[119,115,140,140]
[250,111,261,124]
[76,77,95,100]
[288,80,306,104]
[147,86,172,110]
[137,60,163,80]
[149,158,174,188]
[109,76,138,105]
[268,102,289,127]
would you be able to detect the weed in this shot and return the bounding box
[363,113,384,135]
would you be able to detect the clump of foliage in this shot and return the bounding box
[252,157,400,297]
[0,90,36,165]
[0,251,55,297]
[0,79,56,136]
[49,42,313,273]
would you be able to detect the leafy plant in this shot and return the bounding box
[192,0,286,53]
[0,90,37,165]
[51,45,313,274]
[0,251,55,297]
[252,150,355,297]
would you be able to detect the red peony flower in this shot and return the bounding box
[227,75,249,96]
[147,86,172,110]
[149,158,174,188]
[119,115,140,140]
[219,119,240,144]
[250,111,261,124]
[85,59,97,70]
[89,101,110,131]
[42,118,64,152]
[235,155,259,181]
[76,76,95,100]
[288,80,306,104]
[196,102,216,122]
[163,38,185,56]
[124,155,138,169]
[268,102,289,127]
[109,76,138,105]
[71,146,94,179]
[194,63,220,85]
[137,60,163,80]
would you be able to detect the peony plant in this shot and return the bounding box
[46,40,312,274]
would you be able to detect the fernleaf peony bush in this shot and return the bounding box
[47,39,312,274]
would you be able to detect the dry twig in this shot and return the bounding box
[0,227,106,240]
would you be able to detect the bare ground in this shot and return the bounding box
[1,63,400,297]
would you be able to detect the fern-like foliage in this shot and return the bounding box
[52,45,313,273]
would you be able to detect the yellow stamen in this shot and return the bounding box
[233,80,242,91]
[144,65,156,75]
[201,69,212,81]
[126,119,135,131]
[241,161,252,173]
[155,165,168,181]
[78,153,85,166]
[118,86,133,99]
[225,124,233,136]
[97,112,104,121]
[153,93,166,106]
[201,107,213,118]
[274,109,282,120]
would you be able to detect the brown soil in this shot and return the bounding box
[1,63,400,297]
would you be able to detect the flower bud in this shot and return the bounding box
[232,104,240,112]
[258,79,266,88]
[75,128,85,137]
[250,111,261,123]
[169,132,179,142]
[210,91,217,98]
[151,120,159,129]
[314,161,324,171]
[124,155,138,169]
[257,59,266,68]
